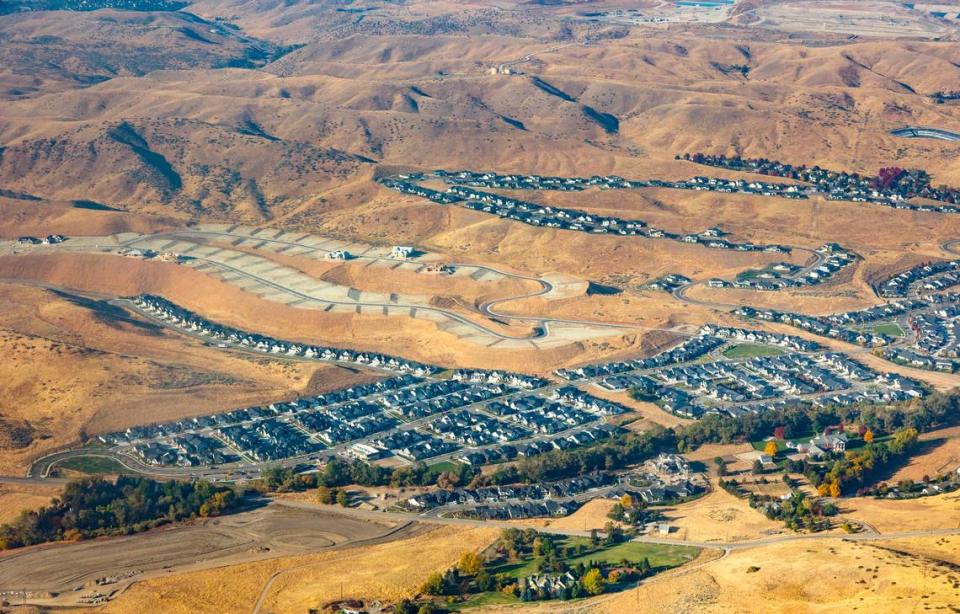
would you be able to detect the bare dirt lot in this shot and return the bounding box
[0,503,405,605]
[83,521,497,614]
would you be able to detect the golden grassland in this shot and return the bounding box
[840,491,960,534]
[888,425,960,483]
[85,525,498,614]
[656,479,786,543]
[508,499,621,533]
[0,483,59,524]
[0,282,374,474]
[586,536,960,614]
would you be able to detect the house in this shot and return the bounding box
[391,245,415,259]
[810,432,848,453]
[325,249,350,260]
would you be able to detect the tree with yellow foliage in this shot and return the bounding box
[829,481,842,498]
[619,494,634,508]
[458,551,483,576]
[764,440,778,457]
[863,429,874,444]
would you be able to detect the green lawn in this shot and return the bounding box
[459,591,519,609]
[870,323,905,337]
[487,537,699,581]
[722,344,785,359]
[55,455,127,475]
[427,460,461,474]
[564,540,699,570]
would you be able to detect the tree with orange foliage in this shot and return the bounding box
[864,429,874,444]
[829,481,842,498]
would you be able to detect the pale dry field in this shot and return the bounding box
[656,479,786,543]
[509,498,621,533]
[0,483,59,524]
[86,525,498,614]
[841,491,960,533]
[585,386,694,429]
[0,282,374,474]
[0,252,644,374]
[888,425,960,483]
[586,535,960,614]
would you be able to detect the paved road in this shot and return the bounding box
[671,246,825,311]
[22,228,643,347]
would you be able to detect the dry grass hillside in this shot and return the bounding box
[0,282,376,474]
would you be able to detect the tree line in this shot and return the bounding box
[0,476,238,550]
[673,391,958,453]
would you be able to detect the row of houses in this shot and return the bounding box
[685,153,960,210]
[877,260,960,298]
[700,325,822,352]
[883,348,957,373]
[432,168,808,201]
[822,299,926,327]
[555,334,725,381]
[406,472,614,512]
[455,423,618,466]
[131,294,439,376]
[102,375,425,445]
[381,175,791,254]
[735,306,891,347]
[728,245,857,292]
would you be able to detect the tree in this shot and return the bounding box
[764,441,778,457]
[336,489,349,507]
[619,494,634,508]
[890,427,919,454]
[752,459,764,474]
[863,429,874,444]
[773,426,786,440]
[581,568,606,595]
[421,571,445,595]
[458,551,483,576]
[829,481,842,498]
[317,485,333,504]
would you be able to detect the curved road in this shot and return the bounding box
[671,245,825,311]
[47,228,643,344]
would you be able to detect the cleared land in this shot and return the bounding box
[0,504,406,606]
[83,524,497,614]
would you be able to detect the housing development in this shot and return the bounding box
[2,2,960,611]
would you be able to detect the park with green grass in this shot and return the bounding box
[721,343,785,359]
[412,527,700,609]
